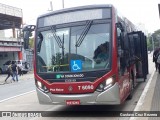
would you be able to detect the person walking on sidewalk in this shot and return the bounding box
[4,61,13,83]
[17,61,23,76]
[12,61,19,82]
[156,50,160,74]
[153,48,160,71]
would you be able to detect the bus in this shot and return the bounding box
[23,4,148,105]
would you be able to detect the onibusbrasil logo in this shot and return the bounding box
[56,74,64,79]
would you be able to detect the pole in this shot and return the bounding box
[62,0,64,8]
[151,36,154,51]
[50,1,53,11]
[158,4,160,18]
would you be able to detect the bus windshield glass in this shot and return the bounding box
[36,22,111,73]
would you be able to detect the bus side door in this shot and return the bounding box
[128,31,148,82]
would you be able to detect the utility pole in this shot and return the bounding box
[151,35,155,51]
[50,1,53,11]
[48,1,53,11]
[62,0,64,8]
[158,4,160,18]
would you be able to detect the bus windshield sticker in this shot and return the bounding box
[56,74,64,79]
[70,60,82,72]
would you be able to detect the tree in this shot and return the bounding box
[147,36,153,51]
[152,29,160,49]
[29,37,34,48]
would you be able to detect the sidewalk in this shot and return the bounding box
[149,72,160,119]
[130,53,160,120]
[130,70,159,120]
[0,71,34,85]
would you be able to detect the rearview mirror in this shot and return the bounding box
[116,22,124,32]
[22,25,36,49]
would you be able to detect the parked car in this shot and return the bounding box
[1,60,30,74]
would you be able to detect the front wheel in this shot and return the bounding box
[127,79,134,100]
[22,71,28,74]
[127,72,134,100]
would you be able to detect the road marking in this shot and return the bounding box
[0,90,36,103]
[0,83,5,85]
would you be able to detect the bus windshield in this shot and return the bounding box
[36,22,111,73]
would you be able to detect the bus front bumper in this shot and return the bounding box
[36,83,121,105]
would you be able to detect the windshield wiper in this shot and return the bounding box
[75,20,93,47]
[50,26,63,48]
[51,26,66,64]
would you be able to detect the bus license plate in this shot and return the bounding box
[66,100,80,105]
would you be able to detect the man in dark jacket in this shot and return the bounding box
[12,61,19,82]
[4,62,13,83]
[153,48,160,71]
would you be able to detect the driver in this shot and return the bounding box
[93,42,109,63]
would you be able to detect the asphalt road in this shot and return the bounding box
[0,73,35,101]
[0,53,155,120]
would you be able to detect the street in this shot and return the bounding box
[0,53,155,120]
[0,73,35,101]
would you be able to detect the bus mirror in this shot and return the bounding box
[23,31,30,49]
[22,25,36,49]
[116,22,124,32]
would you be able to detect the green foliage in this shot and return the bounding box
[147,37,152,51]
[151,29,160,49]
[147,29,160,51]
[29,32,33,37]
[29,38,34,48]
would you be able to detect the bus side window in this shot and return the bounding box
[117,28,123,57]
[116,27,125,75]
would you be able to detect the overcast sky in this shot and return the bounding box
[0,0,160,34]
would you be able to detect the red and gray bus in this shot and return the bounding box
[23,4,148,105]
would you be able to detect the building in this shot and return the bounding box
[0,3,23,72]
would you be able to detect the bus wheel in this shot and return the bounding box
[131,71,135,88]
[127,80,134,100]
[127,73,134,100]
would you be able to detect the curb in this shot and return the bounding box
[129,69,156,120]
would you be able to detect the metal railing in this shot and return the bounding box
[0,37,23,42]
[0,3,22,17]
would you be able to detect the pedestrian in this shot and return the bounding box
[11,61,19,82]
[18,66,23,76]
[153,48,160,71]
[156,50,160,73]
[4,61,13,83]
[17,61,23,76]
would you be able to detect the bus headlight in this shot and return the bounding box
[96,76,115,92]
[37,81,42,88]
[104,77,114,90]
[36,80,49,93]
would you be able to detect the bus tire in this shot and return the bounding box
[127,80,133,100]
[23,71,28,74]
[131,70,135,88]
[127,72,134,100]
